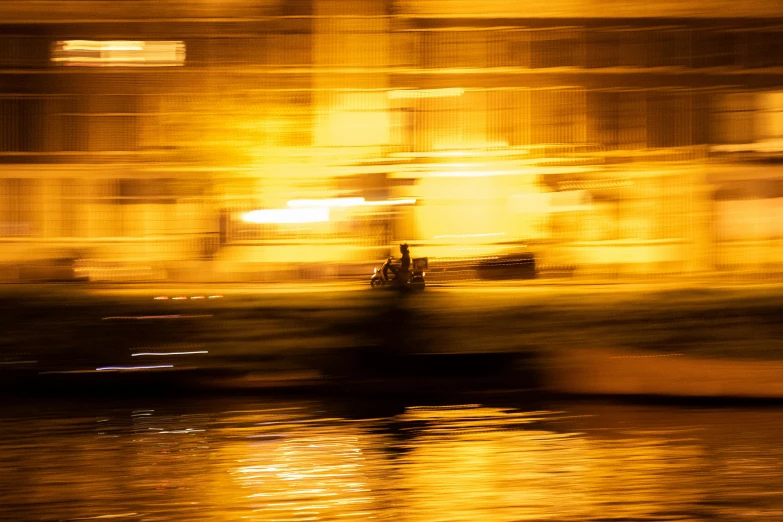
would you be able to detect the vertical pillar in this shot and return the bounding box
[40,176,62,239]
[313,0,391,150]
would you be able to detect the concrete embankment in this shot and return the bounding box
[1,282,782,399]
[544,347,783,399]
[9,347,783,402]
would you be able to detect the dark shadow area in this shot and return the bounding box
[1,284,782,401]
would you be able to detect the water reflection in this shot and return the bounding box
[232,429,382,520]
[394,405,706,521]
[1,399,783,521]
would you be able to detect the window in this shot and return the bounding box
[0,37,49,68]
[711,92,755,145]
[530,89,585,145]
[585,29,621,68]
[644,28,690,68]
[746,31,783,68]
[529,28,582,69]
[692,30,737,68]
[420,31,488,69]
[0,98,49,152]
[647,91,692,148]
[757,92,783,144]
[0,178,36,237]
[395,89,488,151]
[486,89,530,147]
[59,95,140,152]
[505,30,531,68]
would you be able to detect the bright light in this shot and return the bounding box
[285,198,415,209]
[557,178,633,190]
[52,40,185,67]
[439,163,483,168]
[287,198,365,208]
[511,191,592,213]
[62,40,143,51]
[362,199,417,206]
[435,232,506,239]
[391,146,515,159]
[433,170,521,178]
[430,166,595,178]
[242,208,330,224]
[388,88,465,99]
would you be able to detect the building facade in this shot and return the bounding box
[0,0,781,280]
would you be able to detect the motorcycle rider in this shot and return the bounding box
[383,243,411,284]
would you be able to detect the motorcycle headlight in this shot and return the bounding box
[373,267,378,273]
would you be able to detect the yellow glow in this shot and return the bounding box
[286,198,416,209]
[511,191,592,213]
[62,40,144,52]
[427,166,595,178]
[320,111,389,147]
[52,40,185,66]
[437,162,484,168]
[434,232,506,239]
[392,146,516,158]
[426,150,471,158]
[388,88,465,99]
[287,198,366,208]
[232,433,378,519]
[241,208,330,224]
[558,179,633,190]
[444,169,542,178]
[361,198,417,206]
[435,170,513,177]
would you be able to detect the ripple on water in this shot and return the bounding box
[0,400,782,521]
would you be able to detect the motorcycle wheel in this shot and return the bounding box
[409,276,425,291]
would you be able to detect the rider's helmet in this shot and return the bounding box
[400,243,409,254]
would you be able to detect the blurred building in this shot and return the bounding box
[0,0,781,281]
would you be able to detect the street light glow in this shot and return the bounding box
[287,198,366,208]
[286,198,416,209]
[52,40,185,66]
[361,199,417,206]
[388,88,465,99]
[242,208,330,224]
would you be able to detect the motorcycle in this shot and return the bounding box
[370,256,427,291]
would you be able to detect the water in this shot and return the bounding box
[2,396,783,521]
